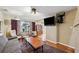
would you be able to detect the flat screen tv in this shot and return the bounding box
[44,16,55,26]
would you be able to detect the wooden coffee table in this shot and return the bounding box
[25,37,43,53]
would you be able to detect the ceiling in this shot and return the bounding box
[0,6,76,21]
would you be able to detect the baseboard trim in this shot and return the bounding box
[46,40,57,48]
[46,40,75,53]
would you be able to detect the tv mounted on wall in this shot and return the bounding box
[44,16,55,26]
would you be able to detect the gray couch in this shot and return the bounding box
[0,36,22,53]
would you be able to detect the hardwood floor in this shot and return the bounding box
[46,40,75,53]
[19,38,75,53]
[21,44,66,53]
[20,41,65,53]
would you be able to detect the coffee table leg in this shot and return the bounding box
[33,48,35,53]
[42,45,43,53]
[33,48,37,53]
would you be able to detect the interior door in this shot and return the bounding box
[11,19,17,34]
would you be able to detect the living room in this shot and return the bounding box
[0,6,79,53]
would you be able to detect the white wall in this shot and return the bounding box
[59,9,77,45]
[0,12,5,35]
[69,7,79,52]
[46,26,57,42]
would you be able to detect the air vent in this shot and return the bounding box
[2,9,8,12]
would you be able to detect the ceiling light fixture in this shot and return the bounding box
[32,8,36,14]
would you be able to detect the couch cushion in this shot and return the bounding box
[0,36,8,52]
[3,38,21,53]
